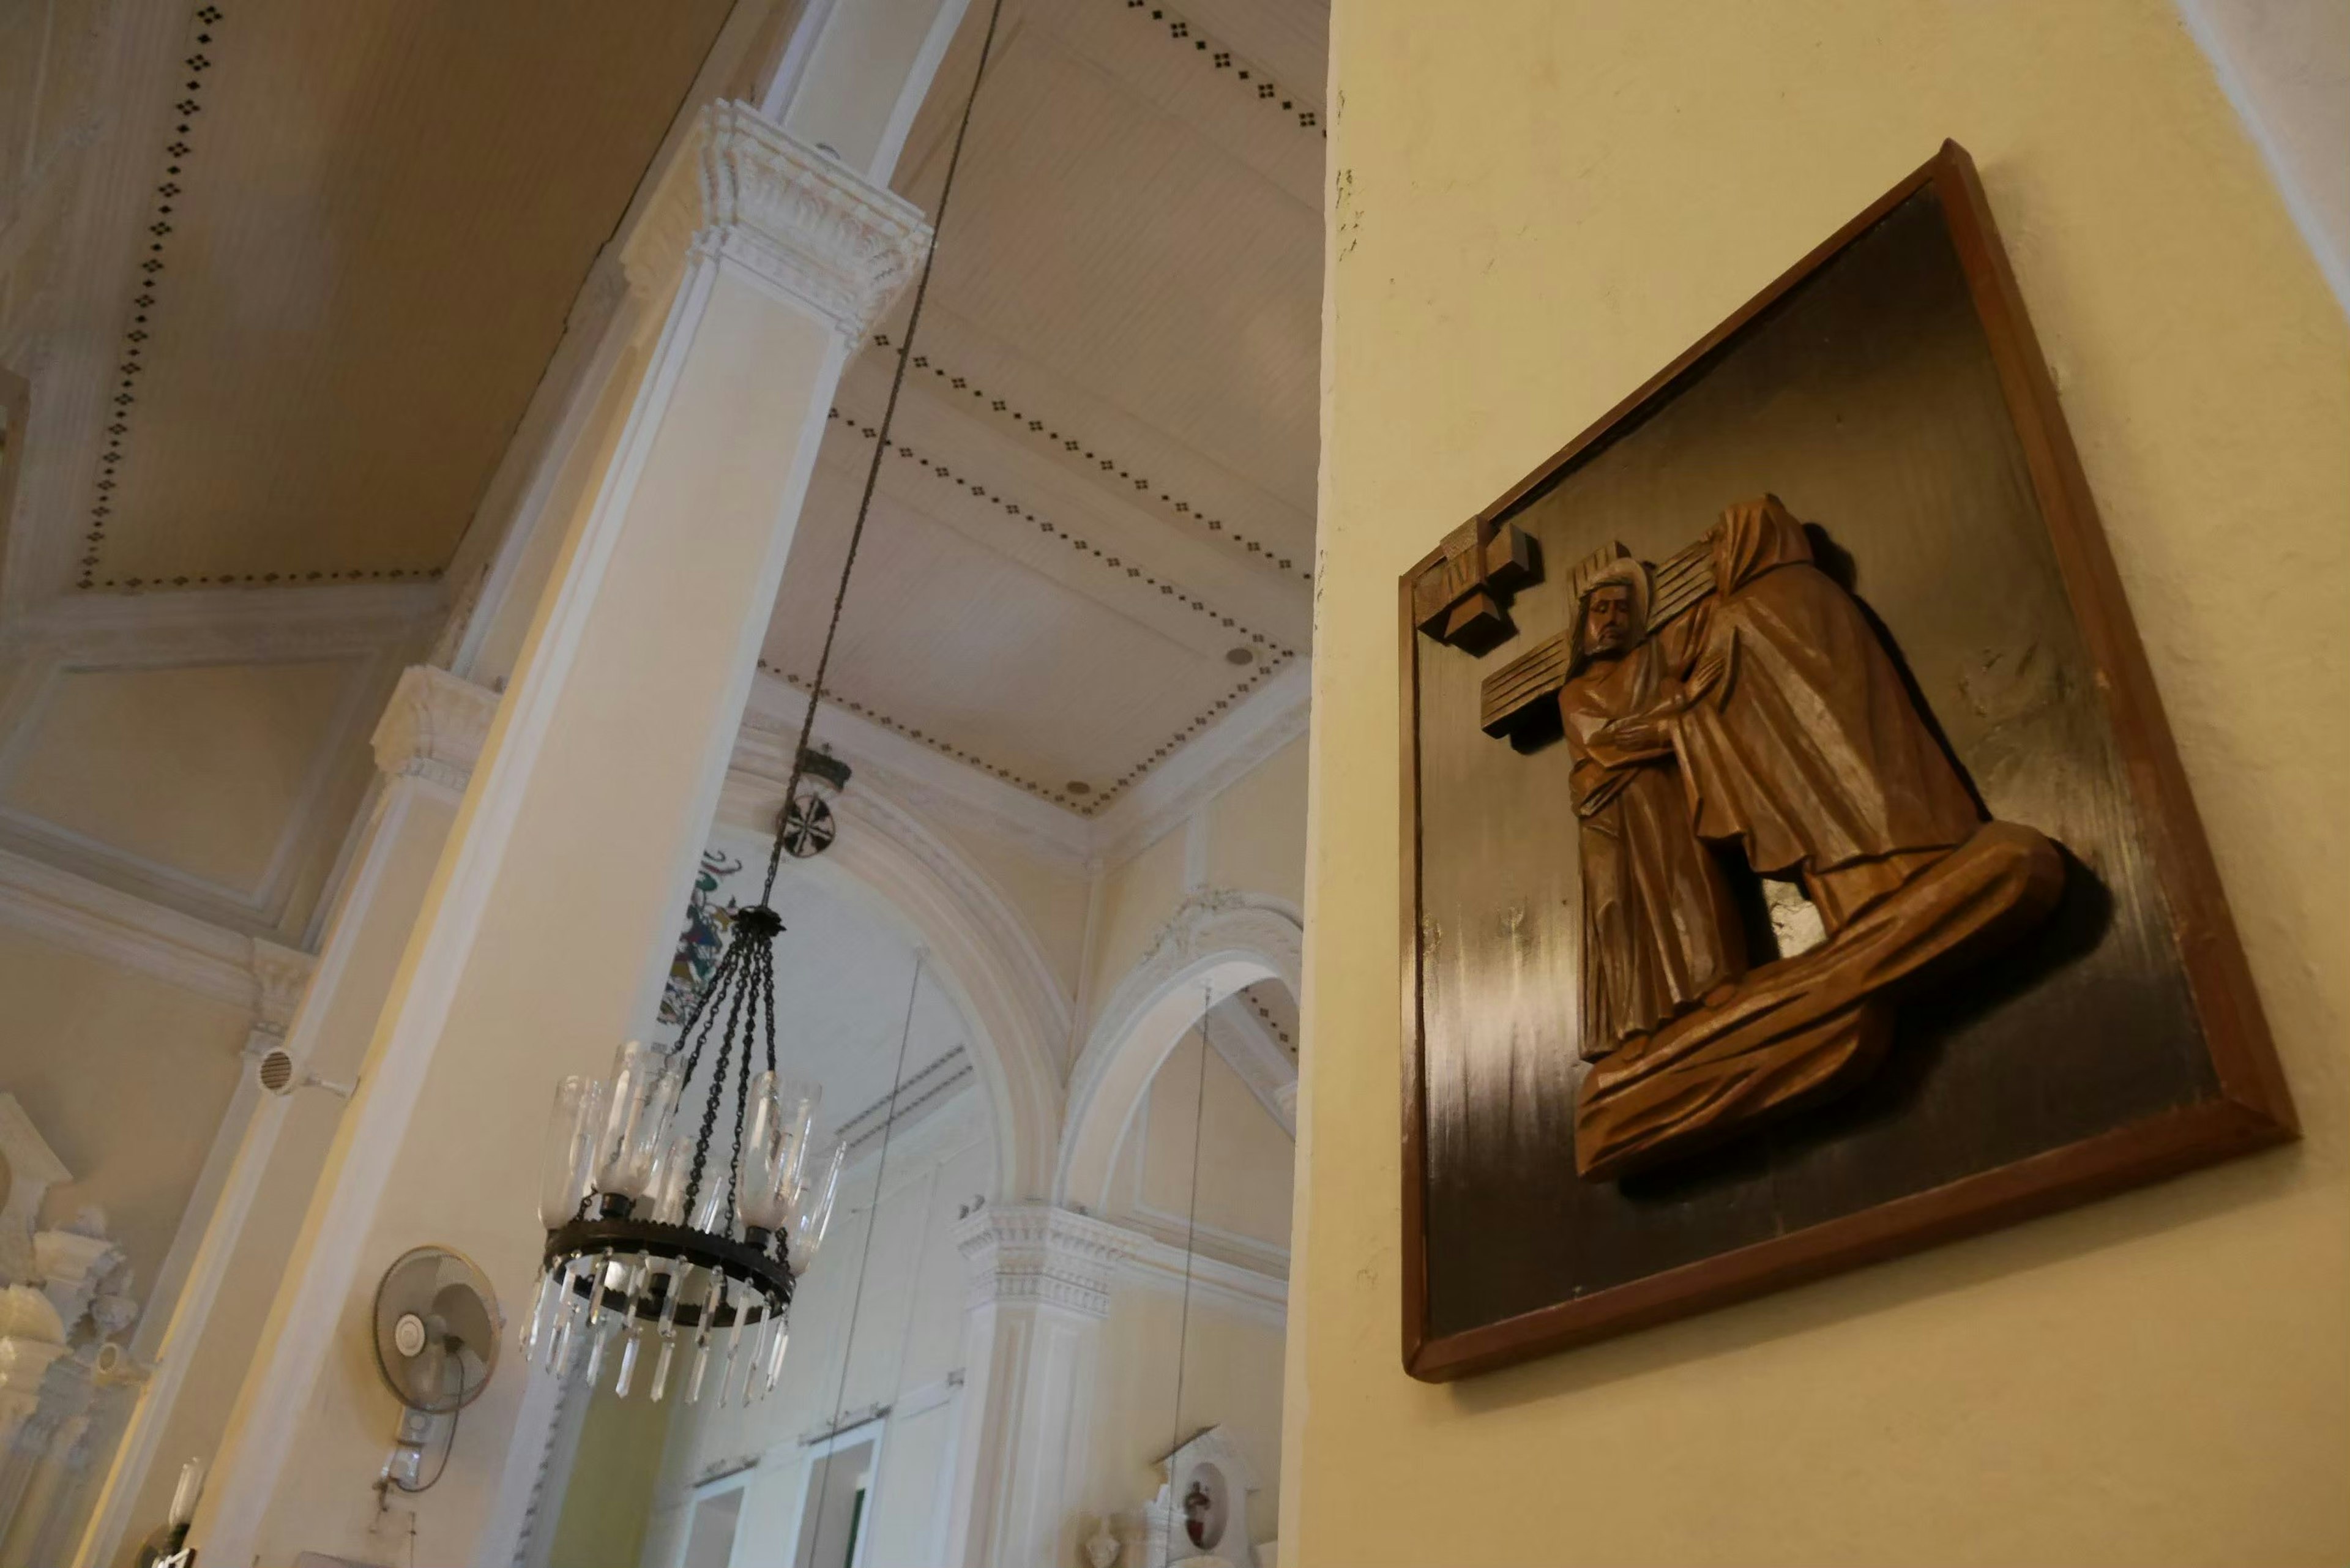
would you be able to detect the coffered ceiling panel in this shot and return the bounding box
[764,447,1294,813]
[891,13,1322,522]
[81,0,729,590]
[770,0,1326,819]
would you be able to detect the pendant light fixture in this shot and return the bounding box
[523,0,1006,1406]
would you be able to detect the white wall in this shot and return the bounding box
[628,1089,994,1568]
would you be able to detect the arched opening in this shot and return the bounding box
[529,774,1073,1566]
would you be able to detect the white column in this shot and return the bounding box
[947,1206,1141,1568]
[191,103,928,1568]
[69,666,494,1568]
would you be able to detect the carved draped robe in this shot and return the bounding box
[1562,633,1743,1061]
[1672,497,1982,930]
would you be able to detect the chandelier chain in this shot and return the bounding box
[759,0,1008,907]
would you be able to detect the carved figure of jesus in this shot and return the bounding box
[1557,564,1744,1061]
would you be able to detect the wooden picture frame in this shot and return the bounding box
[1397,141,2296,1382]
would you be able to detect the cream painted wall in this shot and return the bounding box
[931,815,1093,1000]
[104,782,460,1567]
[631,1092,993,1568]
[0,924,250,1309]
[546,1383,675,1568]
[1286,2,2350,1566]
[1076,1286,1286,1564]
[1085,824,1188,1017]
[1109,1034,1294,1263]
[0,655,386,939]
[1205,736,1307,908]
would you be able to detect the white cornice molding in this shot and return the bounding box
[1089,656,1310,863]
[953,1204,1141,1320]
[0,845,304,1014]
[1118,1231,1288,1329]
[625,100,930,345]
[247,938,314,1039]
[1208,995,1299,1137]
[370,665,499,793]
[739,660,1311,874]
[0,581,443,665]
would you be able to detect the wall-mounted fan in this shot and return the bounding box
[371,1246,500,1496]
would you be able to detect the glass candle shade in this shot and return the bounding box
[540,1076,606,1230]
[650,1132,695,1225]
[774,1077,821,1195]
[786,1137,847,1267]
[597,1041,680,1201]
[737,1073,793,1232]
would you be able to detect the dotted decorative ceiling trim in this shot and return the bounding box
[868,332,1310,584]
[78,3,441,594]
[761,647,1290,818]
[1244,985,1297,1055]
[1118,0,1325,136]
[826,405,1299,658]
[839,1045,973,1154]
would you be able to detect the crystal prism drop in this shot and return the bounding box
[520,1271,550,1353]
[614,1327,641,1397]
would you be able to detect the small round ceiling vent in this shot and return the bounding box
[256,1048,297,1094]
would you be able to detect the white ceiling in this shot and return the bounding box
[1,0,1329,852]
[0,0,731,598]
[761,0,1327,817]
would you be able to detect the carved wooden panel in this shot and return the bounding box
[1398,143,2294,1381]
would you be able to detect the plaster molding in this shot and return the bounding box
[1091,656,1310,864]
[727,719,1076,1047]
[1117,1231,1288,1329]
[1206,995,1299,1137]
[0,845,266,1012]
[1131,889,1305,999]
[247,938,315,1040]
[720,724,1070,1200]
[626,100,929,344]
[370,664,500,793]
[0,581,443,666]
[741,663,1313,876]
[953,1204,1141,1320]
[1056,890,1302,1209]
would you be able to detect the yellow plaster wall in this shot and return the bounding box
[1285,2,2350,1564]
[1080,1286,1288,1564]
[0,925,250,1299]
[1206,736,1307,908]
[1110,1034,1295,1256]
[1086,824,1188,1014]
[934,815,1094,998]
[0,658,375,935]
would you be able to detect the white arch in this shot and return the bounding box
[718,752,1069,1201]
[1054,890,1302,1214]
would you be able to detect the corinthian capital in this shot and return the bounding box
[625,100,930,345]
[371,666,499,793]
[953,1205,1143,1321]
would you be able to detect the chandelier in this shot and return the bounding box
[523,925,843,1404]
[521,0,1004,1406]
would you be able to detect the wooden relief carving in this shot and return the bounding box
[1397,143,2295,1381]
[1454,496,2065,1179]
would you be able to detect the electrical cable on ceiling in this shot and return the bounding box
[762,0,1009,912]
[807,947,927,1568]
[764,1,1002,1554]
[1161,983,1213,1568]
